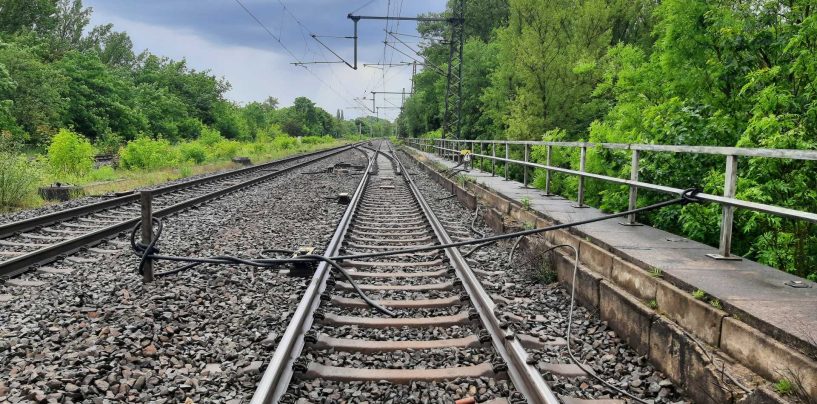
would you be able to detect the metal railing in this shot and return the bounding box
[406,137,817,260]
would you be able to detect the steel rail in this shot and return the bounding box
[389,143,560,404]
[250,143,378,404]
[0,144,360,279]
[0,144,350,239]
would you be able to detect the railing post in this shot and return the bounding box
[544,145,553,196]
[620,149,642,226]
[140,191,154,283]
[523,144,529,188]
[504,142,510,180]
[708,155,741,260]
[573,145,588,208]
[492,143,496,176]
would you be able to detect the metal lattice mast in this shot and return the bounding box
[442,0,465,139]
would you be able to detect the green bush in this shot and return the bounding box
[271,135,297,150]
[198,126,224,146]
[0,152,43,209]
[47,129,95,177]
[119,137,176,170]
[211,139,240,159]
[301,135,334,145]
[179,142,208,164]
[94,133,124,155]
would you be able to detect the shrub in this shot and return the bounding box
[179,142,208,164]
[119,137,176,170]
[301,135,334,145]
[271,135,297,150]
[211,139,240,159]
[0,152,43,209]
[198,126,224,146]
[95,133,124,155]
[47,129,95,177]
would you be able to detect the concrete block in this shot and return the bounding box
[483,208,505,233]
[550,229,580,252]
[579,239,613,278]
[655,281,724,347]
[599,281,654,355]
[721,317,817,398]
[610,258,658,302]
[554,253,601,308]
[649,317,686,385]
[455,187,476,210]
[682,335,744,404]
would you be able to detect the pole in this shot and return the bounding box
[140,191,154,283]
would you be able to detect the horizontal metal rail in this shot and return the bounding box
[0,144,349,239]
[0,145,358,278]
[407,137,817,259]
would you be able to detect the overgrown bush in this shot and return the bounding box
[94,132,124,155]
[301,135,334,145]
[47,129,95,177]
[211,140,241,159]
[119,136,176,170]
[0,152,43,209]
[179,142,208,163]
[198,126,224,146]
[271,135,297,150]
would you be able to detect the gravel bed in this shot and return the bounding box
[0,147,343,225]
[398,149,691,403]
[0,150,366,403]
[321,304,465,319]
[333,288,457,301]
[305,347,496,369]
[319,325,479,341]
[282,377,522,403]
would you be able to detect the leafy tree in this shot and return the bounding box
[0,0,57,35]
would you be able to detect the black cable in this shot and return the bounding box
[547,243,649,404]
[333,188,701,261]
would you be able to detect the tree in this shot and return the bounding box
[0,0,57,35]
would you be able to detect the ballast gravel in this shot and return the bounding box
[398,149,690,403]
[0,150,367,403]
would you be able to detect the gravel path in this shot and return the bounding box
[0,150,366,403]
[398,149,691,403]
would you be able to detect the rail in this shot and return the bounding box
[406,137,817,260]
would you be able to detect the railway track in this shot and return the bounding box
[251,142,591,403]
[0,143,359,279]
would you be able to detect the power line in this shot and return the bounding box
[232,0,372,113]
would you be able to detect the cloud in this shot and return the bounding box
[84,0,445,120]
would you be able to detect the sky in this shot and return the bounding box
[83,0,447,121]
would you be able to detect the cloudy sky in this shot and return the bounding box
[84,0,447,121]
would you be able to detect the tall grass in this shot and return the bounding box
[0,153,43,209]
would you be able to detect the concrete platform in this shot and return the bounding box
[412,148,817,355]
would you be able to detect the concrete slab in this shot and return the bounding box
[411,148,817,355]
[5,279,46,287]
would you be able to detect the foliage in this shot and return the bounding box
[47,128,95,177]
[692,289,706,300]
[179,142,207,164]
[119,136,176,170]
[399,0,817,280]
[0,152,43,209]
[774,379,793,395]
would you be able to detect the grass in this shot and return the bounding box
[692,289,706,300]
[709,299,722,310]
[521,196,531,210]
[774,379,793,395]
[535,261,558,284]
[649,267,663,278]
[647,299,658,310]
[6,140,345,212]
